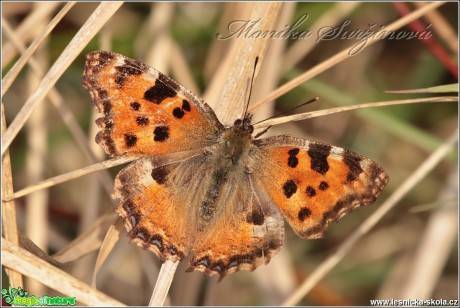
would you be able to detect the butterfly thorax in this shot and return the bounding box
[196,118,253,230]
[221,117,253,163]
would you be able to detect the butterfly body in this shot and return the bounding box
[83,51,389,279]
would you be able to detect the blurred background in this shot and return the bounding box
[2,2,458,306]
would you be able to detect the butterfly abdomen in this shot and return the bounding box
[196,126,253,229]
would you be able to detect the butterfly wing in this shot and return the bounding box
[113,151,201,262]
[83,51,223,157]
[250,136,389,239]
[187,174,285,280]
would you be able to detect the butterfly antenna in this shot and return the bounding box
[244,56,259,118]
[253,97,319,125]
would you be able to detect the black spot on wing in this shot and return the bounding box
[172,100,192,119]
[319,181,329,191]
[151,166,168,185]
[130,102,140,110]
[136,116,149,126]
[306,186,316,197]
[343,152,363,182]
[247,210,264,225]
[124,134,137,147]
[153,126,169,141]
[298,207,312,221]
[283,180,297,198]
[144,74,177,104]
[307,143,331,175]
[288,148,300,156]
[287,148,299,168]
[172,107,185,119]
[115,59,145,86]
[182,99,191,111]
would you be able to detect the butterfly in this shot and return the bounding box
[83,51,389,280]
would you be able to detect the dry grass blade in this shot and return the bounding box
[284,2,360,69]
[1,2,76,97]
[92,217,125,288]
[385,84,458,94]
[2,2,123,156]
[282,130,458,306]
[414,2,458,54]
[214,2,282,123]
[18,234,62,267]
[249,1,446,112]
[3,156,135,201]
[25,27,49,294]
[1,103,23,288]
[399,170,458,299]
[2,238,124,306]
[143,2,175,73]
[254,96,458,129]
[149,260,179,306]
[2,2,61,67]
[53,212,118,264]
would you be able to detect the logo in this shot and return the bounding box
[1,286,76,306]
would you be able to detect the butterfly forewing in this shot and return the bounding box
[250,136,389,239]
[83,51,223,158]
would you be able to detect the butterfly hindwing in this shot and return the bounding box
[114,152,199,262]
[83,51,223,158]
[250,136,389,239]
[187,175,285,279]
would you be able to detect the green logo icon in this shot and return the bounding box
[1,285,76,306]
[2,286,29,304]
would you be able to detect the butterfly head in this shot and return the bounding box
[233,114,254,135]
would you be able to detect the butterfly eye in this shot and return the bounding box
[234,119,242,126]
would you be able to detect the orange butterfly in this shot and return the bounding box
[83,51,389,280]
